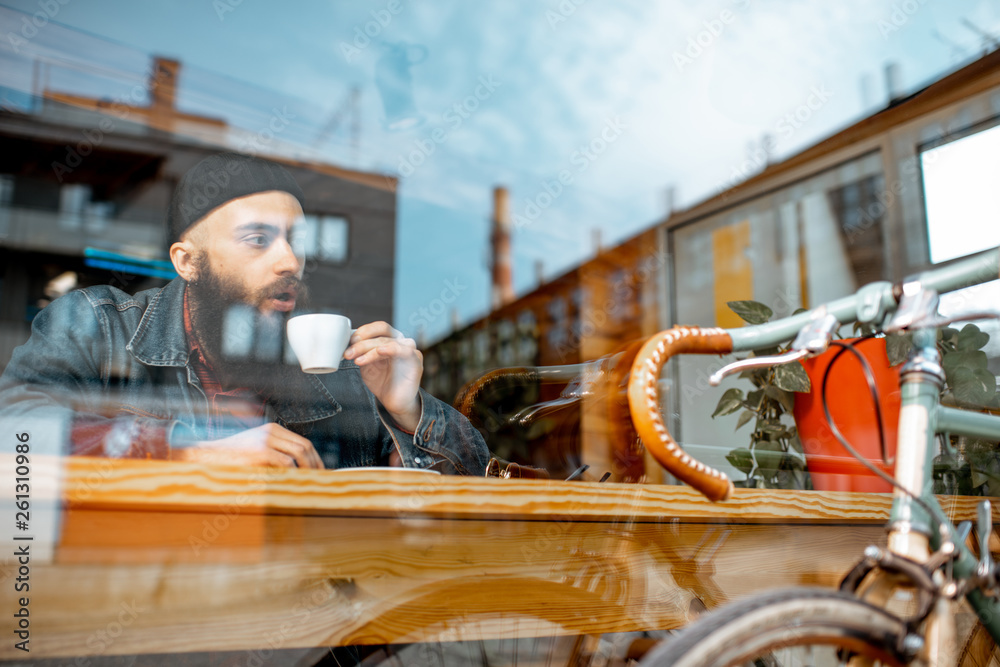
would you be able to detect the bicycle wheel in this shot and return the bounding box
[639,588,911,667]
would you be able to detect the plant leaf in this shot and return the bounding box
[942,350,988,375]
[738,367,768,385]
[727,300,773,325]
[712,388,745,418]
[764,385,795,413]
[938,326,959,347]
[965,448,1000,488]
[753,449,785,472]
[773,362,811,393]
[965,439,1000,466]
[886,334,913,367]
[971,466,1000,490]
[950,366,996,407]
[735,409,755,431]
[760,422,788,435]
[745,389,764,411]
[726,448,755,474]
[755,439,784,452]
[957,323,990,352]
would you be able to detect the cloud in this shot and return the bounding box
[7,0,997,342]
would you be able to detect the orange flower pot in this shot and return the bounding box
[793,338,901,493]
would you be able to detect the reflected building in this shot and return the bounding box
[0,54,397,373]
[422,226,665,482]
[422,48,1000,485]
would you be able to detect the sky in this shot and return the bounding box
[2,0,999,342]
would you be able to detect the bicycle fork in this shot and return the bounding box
[868,327,1000,665]
[880,328,960,664]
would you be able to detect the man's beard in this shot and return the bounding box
[187,256,310,393]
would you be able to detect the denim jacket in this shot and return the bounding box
[0,278,489,475]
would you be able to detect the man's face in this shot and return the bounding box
[185,190,307,315]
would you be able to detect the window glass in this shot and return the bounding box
[921,122,1000,263]
[3,5,1000,662]
[302,214,349,263]
[673,152,888,483]
[317,215,349,262]
[58,184,89,229]
[0,174,13,237]
[825,174,886,285]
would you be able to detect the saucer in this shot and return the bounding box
[332,466,441,476]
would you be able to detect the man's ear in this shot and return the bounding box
[170,239,199,282]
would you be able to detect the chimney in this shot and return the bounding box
[150,57,180,114]
[859,72,875,110]
[884,62,902,104]
[490,186,514,310]
[592,227,603,255]
[535,259,544,286]
[664,185,677,217]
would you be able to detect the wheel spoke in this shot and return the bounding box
[638,588,909,667]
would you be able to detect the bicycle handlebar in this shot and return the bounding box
[626,247,1000,503]
[627,326,735,501]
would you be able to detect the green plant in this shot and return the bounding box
[716,303,1000,494]
[923,323,1000,496]
[879,323,1000,495]
[712,300,813,490]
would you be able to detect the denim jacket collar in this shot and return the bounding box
[127,278,190,367]
[126,278,340,424]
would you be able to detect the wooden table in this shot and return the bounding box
[0,457,991,663]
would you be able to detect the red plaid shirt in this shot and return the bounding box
[182,288,267,440]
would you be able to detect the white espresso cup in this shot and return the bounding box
[286,314,353,374]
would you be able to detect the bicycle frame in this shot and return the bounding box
[892,322,1000,654]
[629,247,1000,652]
[740,250,1000,647]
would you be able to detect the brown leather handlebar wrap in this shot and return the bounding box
[627,326,735,502]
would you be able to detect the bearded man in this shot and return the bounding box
[0,153,488,475]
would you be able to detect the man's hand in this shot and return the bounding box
[344,321,422,432]
[171,423,324,469]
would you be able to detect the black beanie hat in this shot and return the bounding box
[167,152,305,244]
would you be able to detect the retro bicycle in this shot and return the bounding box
[628,247,1000,666]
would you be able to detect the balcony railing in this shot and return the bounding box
[0,206,165,259]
